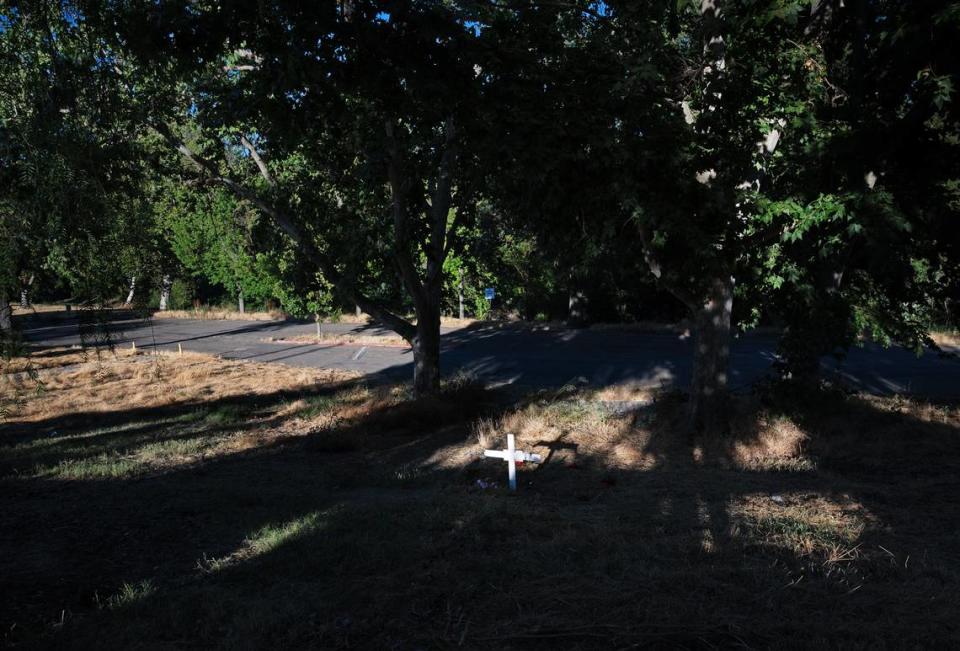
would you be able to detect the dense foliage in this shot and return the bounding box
[3,0,958,417]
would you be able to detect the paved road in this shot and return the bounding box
[18,312,960,398]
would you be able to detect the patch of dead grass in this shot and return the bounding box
[153,308,284,321]
[930,330,960,349]
[267,333,410,347]
[3,349,357,430]
[11,303,72,315]
[2,347,92,374]
[463,390,822,475]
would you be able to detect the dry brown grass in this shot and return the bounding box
[931,330,960,349]
[1,346,91,374]
[153,308,284,321]
[11,303,72,315]
[464,389,816,476]
[267,332,410,347]
[4,348,356,428]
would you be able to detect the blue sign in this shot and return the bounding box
[484,287,495,300]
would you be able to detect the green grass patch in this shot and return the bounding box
[204,405,246,426]
[297,394,342,419]
[30,427,219,480]
[200,510,333,573]
[104,579,157,611]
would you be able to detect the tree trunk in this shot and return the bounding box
[458,270,465,320]
[237,286,245,314]
[687,276,734,435]
[19,274,34,308]
[125,276,136,305]
[411,312,441,398]
[0,294,11,333]
[158,275,172,311]
[410,277,442,398]
[568,289,588,326]
[355,304,362,318]
[383,115,456,399]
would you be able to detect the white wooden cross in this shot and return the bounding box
[483,433,542,491]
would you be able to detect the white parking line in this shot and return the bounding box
[351,346,368,361]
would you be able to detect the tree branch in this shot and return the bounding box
[240,135,274,186]
[154,122,416,340]
[426,117,457,285]
[384,119,428,312]
[637,223,698,311]
[443,199,470,259]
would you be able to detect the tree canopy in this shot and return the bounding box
[3,0,958,422]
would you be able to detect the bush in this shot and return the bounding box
[168,279,194,310]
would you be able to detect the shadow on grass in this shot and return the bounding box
[0,375,362,448]
[1,382,959,649]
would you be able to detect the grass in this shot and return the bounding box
[11,303,73,315]
[267,332,411,347]
[103,580,157,611]
[153,307,284,321]
[1,351,959,649]
[201,510,334,573]
[930,328,960,349]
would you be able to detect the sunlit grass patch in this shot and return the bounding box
[266,332,410,347]
[732,495,868,558]
[201,510,334,573]
[2,350,358,430]
[38,454,143,480]
[296,392,353,420]
[246,511,330,556]
[103,579,157,610]
[34,434,216,480]
[2,411,203,454]
[154,308,283,321]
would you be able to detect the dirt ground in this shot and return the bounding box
[1,348,959,649]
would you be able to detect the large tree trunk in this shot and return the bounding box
[688,276,734,435]
[237,286,245,314]
[411,301,441,398]
[158,275,172,311]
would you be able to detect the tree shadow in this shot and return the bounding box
[2,381,959,649]
[20,310,960,401]
[0,378,362,448]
